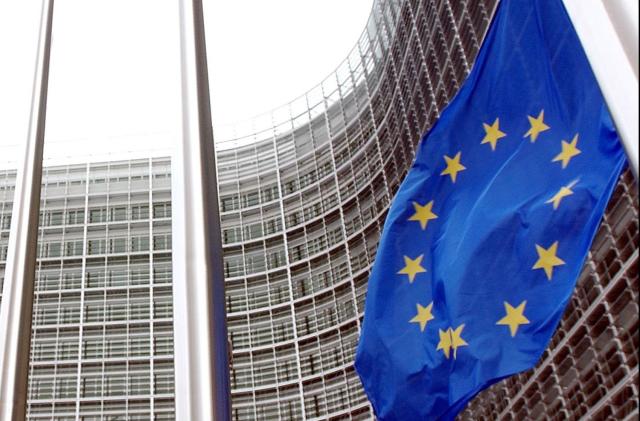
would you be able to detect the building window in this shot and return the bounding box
[153,234,171,251]
[65,240,83,256]
[87,239,106,255]
[47,242,62,258]
[131,204,149,220]
[89,207,107,223]
[109,237,128,254]
[221,195,239,212]
[153,202,172,219]
[109,206,128,222]
[67,208,85,225]
[131,235,150,252]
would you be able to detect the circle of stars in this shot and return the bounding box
[398,108,579,361]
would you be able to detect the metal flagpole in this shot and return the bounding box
[0,0,54,419]
[172,0,230,419]
[563,0,639,178]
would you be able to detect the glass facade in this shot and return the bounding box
[0,0,636,420]
[0,159,176,420]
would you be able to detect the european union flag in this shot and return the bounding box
[354,0,627,419]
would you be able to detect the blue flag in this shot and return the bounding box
[354,0,627,419]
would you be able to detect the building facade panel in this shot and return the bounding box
[0,160,177,420]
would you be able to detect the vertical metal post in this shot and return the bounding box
[0,0,53,419]
[172,0,230,419]
[563,0,639,178]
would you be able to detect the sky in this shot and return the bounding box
[0,0,372,166]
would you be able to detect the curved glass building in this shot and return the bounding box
[213,0,638,419]
[0,0,635,419]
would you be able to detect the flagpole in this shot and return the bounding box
[563,0,639,178]
[0,0,53,419]
[172,0,230,419]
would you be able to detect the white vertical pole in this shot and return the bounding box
[602,0,638,77]
[172,0,230,419]
[0,0,53,419]
[563,0,639,178]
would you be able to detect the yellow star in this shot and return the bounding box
[481,118,507,151]
[440,152,466,183]
[436,328,452,359]
[397,255,427,283]
[436,324,468,359]
[552,134,581,168]
[409,302,434,332]
[408,201,438,230]
[532,241,566,280]
[497,301,530,337]
[524,110,550,142]
[546,181,577,210]
[450,324,468,359]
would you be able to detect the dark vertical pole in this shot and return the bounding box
[0,0,53,419]
[172,0,230,419]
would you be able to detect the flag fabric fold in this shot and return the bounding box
[354,0,626,419]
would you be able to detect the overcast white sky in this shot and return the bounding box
[0,0,372,166]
